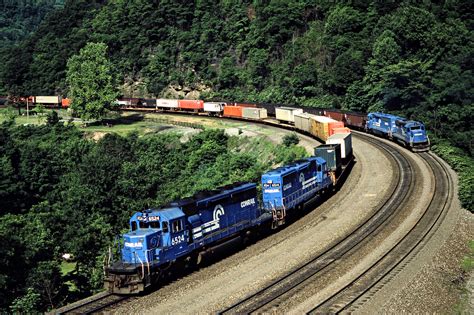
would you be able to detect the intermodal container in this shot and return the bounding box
[204,102,226,113]
[61,98,70,108]
[156,99,179,109]
[275,107,304,123]
[314,144,341,171]
[223,105,244,118]
[116,99,131,106]
[309,116,344,141]
[294,113,312,133]
[333,127,351,134]
[178,99,204,110]
[35,96,60,104]
[326,133,352,159]
[242,107,267,119]
[141,99,156,107]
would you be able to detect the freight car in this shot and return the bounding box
[105,152,352,294]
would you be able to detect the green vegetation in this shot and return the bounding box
[282,133,300,147]
[67,43,118,120]
[0,119,306,312]
[0,2,470,190]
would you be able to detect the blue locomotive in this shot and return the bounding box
[104,155,343,294]
[366,112,430,152]
[104,182,270,293]
[262,156,332,228]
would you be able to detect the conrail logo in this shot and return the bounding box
[124,242,142,248]
[241,198,256,208]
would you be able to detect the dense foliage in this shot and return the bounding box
[1,1,471,150]
[67,43,118,120]
[0,120,306,312]
[0,0,64,94]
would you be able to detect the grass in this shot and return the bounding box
[60,261,76,276]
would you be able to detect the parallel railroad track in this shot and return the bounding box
[219,132,417,314]
[310,150,452,314]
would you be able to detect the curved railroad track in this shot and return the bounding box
[51,291,128,314]
[309,150,452,314]
[55,114,453,314]
[219,132,418,314]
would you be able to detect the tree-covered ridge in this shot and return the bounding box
[0,120,306,312]
[0,0,472,156]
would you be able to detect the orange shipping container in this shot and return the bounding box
[233,102,257,108]
[328,121,345,136]
[332,127,351,134]
[223,106,244,118]
[178,99,204,110]
[61,98,70,108]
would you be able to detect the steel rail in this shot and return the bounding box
[52,291,128,315]
[309,151,452,314]
[219,132,416,314]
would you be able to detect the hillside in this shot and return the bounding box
[0,0,472,156]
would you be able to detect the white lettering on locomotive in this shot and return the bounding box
[240,198,256,208]
[124,242,142,248]
[283,183,292,191]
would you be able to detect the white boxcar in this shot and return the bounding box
[204,102,226,114]
[326,133,353,159]
[242,107,268,119]
[275,107,304,123]
[156,99,179,109]
[35,96,61,104]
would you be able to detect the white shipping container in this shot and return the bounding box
[275,107,304,123]
[156,99,179,108]
[326,133,353,159]
[294,113,311,132]
[204,102,226,113]
[35,96,60,104]
[242,107,268,119]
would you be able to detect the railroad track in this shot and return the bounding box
[309,151,452,314]
[52,291,128,314]
[219,132,417,314]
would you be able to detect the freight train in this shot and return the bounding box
[7,95,430,152]
[105,147,351,294]
[114,97,429,152]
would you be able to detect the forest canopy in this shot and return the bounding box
[0,0,471,156]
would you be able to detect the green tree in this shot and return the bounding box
[66,42,118,121]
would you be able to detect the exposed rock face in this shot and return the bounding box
[120,80,212,99]
[162,83,212,99]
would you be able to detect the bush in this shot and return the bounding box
[282,133,300,147]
